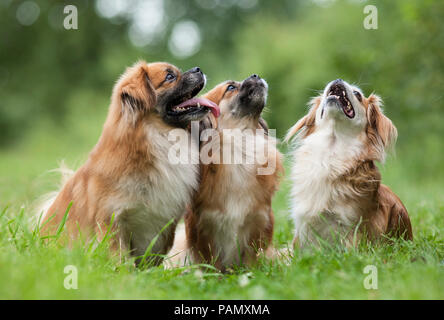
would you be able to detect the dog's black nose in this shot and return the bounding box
[249,74,261,80]
[191,67,201,74]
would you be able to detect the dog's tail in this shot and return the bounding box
[33,161,75,227]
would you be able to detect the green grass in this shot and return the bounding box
[0,95,443,299]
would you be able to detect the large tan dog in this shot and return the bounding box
[285,79,412,248]
[169,75,283,271]
[40,61,220,265]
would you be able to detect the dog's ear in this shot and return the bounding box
[258,117,269,135]
[366,94,398,161]
[119,63,157,119]
[284,96,321,142]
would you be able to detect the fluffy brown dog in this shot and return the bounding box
[40,61,220,265]
[168,75,283,271]
[285,79,412,248]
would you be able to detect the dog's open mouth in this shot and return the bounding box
[327,84,355,118]
[168,97,220,118]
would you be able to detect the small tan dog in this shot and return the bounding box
[40,61,220,265]
[168,75,283,271]
[285,79,412,248]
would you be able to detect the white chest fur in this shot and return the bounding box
[289,126,365,245]
[115,127,199,256]
[201,166,264,265]
[200,132,274,265]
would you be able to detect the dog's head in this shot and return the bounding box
[111,61,220,127]
[203,74,269,131]
[285,79,397,161]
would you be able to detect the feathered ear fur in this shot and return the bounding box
[366,94,398,162]
[284,96,321,142]
[115,62,157,124]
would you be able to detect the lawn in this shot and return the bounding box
[0,95,443,299]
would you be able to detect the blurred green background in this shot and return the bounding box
[0,0,443,300]
[0,0,443,208]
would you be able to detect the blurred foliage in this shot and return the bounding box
[0,0,285,145]
[0,0,443,153]
[236,0,444,143]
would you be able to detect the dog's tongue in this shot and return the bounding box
[176,98,220,117]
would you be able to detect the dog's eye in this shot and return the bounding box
[165,73,176,82]
[353,91,362,102]
[226,85,236,92]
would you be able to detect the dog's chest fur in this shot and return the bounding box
[115,126,199,256]
[202,168,264,265]
[199,134,273,265]
[289,127,366,244]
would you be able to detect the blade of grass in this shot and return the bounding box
[55,201,72,238]
[138,218,174,268]
[0,206,8,219]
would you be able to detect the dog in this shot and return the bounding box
[285,79,413,248]
[167,75,283,271]
[39,61,220,266]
